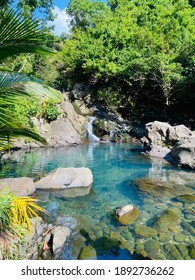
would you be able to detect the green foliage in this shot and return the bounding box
[0,189,45,259]
[42,99,60,122]
[0,5,61,150]
[55,0,195,115]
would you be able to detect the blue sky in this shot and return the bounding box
[50,0,107,35]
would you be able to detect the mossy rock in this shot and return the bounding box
[118,207,139,225]
[78,246,97,260]
[134,225,158,238]
[143,239,161,259]
[163,243,183,260]
[110,231,134,254]
[176,244,191,260]
[135,178,176,199]
[159,232,172,242]
[188,244,195,259]
[181,221,195,235]
[153,207,181,233]
[173,233,186,243]
[176,194,195,203]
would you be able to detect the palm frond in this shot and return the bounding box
[0,71,61,100]
[0,127,47,147]
[0,8,54,61]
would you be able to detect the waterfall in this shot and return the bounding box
[86,117,100,142]
[108,129,115,141]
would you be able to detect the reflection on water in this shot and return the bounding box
[0,143,195,260]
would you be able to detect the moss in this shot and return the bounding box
[164,243,183,260]
[176,195,195,203]
[78,246,97,260]
[153,207,181,233]
[143,239,161,259]
[134,225,158,238]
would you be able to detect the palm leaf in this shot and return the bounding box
[0,8,54,61]
[0,127,47,150]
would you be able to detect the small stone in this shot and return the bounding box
[78,246,97,260]
[116,205,134,217]
[117,207,139,225]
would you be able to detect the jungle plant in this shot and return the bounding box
[0,189,45,259]
[0,3,61,151]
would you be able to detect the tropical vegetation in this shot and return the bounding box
[0,189,45,259]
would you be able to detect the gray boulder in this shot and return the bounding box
[0,177,35,196]
[35,167,93,198]
[171,136,195,169]
[144,145,171,159]
[51,226,71,259]
[144,121,192,147]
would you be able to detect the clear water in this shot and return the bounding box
[0,143,195,260]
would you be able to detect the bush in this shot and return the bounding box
[42,100,60,122]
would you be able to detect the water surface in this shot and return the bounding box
[1,143,194,260]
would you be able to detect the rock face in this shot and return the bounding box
[141,121,195,169]
[35,167,93,198]
[0,177,35,196]
[11,94,87,150]
[116,205,139,225]
[142,121,193,147]
[171,137,195,169]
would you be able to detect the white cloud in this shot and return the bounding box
[48,6,71,36]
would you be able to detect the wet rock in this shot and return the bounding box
[134,225,158,238]
[78,246,97,260]
[136,178,176,199]
[173,233,186,243]
[143,239,161,259]
[181,221,195,235]
[188,244,195,259]
[116,205,139,225]
[0,177,35,196]
[164,243,183,260]
[176,194,195,203]
[153,207,181,233]
[116,205,134,217]
[158,232,172,242]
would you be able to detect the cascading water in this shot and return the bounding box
[108,129,115,141]
[86,117,100,142]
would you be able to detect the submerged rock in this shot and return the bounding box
[78,246,97,260]
[116,205,134,217]
[152,207,181,233]
[136,178,176,199]
[135,176,194,201]
[175,194,195,203]
[134,225,158,238]
[0,177,35,196]
[116,205,139,225]
[163,243,183,260]
[35,167,93,198]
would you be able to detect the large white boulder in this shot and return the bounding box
[35,167,93,197]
